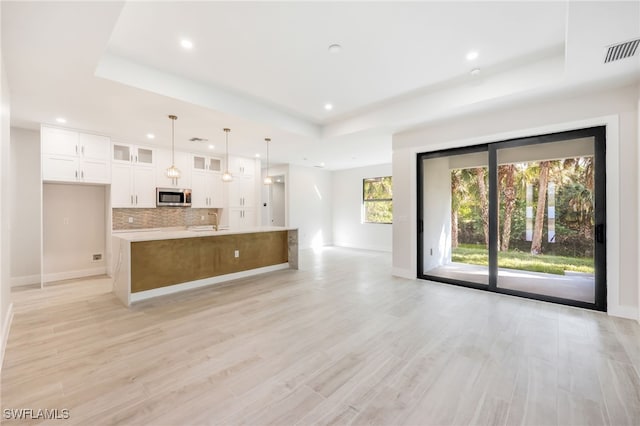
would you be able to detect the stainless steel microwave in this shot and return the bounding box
[156,188,191,207]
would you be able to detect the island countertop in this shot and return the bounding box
[112,226,298,242]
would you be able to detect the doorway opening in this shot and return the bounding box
[270,175,286,226]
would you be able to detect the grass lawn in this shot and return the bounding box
[452,244,595,275]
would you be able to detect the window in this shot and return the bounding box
[363,176,393,224]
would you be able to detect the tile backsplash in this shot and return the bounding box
[113,208,220,230]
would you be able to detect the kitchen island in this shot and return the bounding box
[112,227,298,306]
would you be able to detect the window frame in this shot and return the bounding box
[362,176,393,225]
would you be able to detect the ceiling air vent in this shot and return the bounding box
[604,38,640,63]
[189,137,208,142]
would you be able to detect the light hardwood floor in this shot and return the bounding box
[2,247,640,425]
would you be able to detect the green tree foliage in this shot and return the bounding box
[451,156,595,259]
[363,176,393,223]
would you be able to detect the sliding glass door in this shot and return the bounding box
[419,147,490,287]
[417,127,606,311]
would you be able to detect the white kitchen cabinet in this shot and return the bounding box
[79,133,110,161]
[191,153,224,208]
[41,127,78,156]
[111,164,156,208]
[111,142,156,208]
[41,126,110,184]
[156,149,191,189]
[191,170,224,208]
[229,156,255,177]
[227,175,255,209]
[193,155,222,173]
[112,143,154,167]
[228,207,255,230]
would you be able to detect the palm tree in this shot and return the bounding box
[450,170,462,248]
[475,167,489,248]
[531,160,551,254]
[499,164,517,251]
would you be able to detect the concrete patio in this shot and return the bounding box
[425,262,595,303]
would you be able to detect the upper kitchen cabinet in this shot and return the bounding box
[111,141,156,208]
[229,156,256,177]
[111,164,156,208]
[41,126,110,184]
[156,148,191,189]
[191,154,224,208]
[192,155,222,173]
[112,143,154,167]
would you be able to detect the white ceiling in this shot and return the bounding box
[2,1,639,170]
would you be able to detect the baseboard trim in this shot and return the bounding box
[392,267,415,279]
[608,305,639,320]
[44,267,106,284]
[130,263,290,304]
[1,302,14,373]
[333,242,392,253]
[11,274,40,287]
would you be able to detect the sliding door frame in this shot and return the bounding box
[417,126,607,311]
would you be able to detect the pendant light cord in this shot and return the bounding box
[225,129,229,171]
[171,118,175,165]
[266,139,269,176]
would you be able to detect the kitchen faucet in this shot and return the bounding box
[208,211,219,231]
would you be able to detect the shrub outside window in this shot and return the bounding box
[363,176,393,224]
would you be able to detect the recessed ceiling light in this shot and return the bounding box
[146,133,155,139]
[56,117,66,124]
[277,179,281,183]
[208,144,215,150]
[255,153,260,158]
[466,51,479,61]
[320,162,325,167]
[324,103,333,111]
[181,39,194,50]
[328,44,342,53]
[470,68,481,76]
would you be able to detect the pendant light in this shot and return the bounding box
[166,115,181,179]
[221,128,233,182]
[263,137,273,185]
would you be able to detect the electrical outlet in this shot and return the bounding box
[234,250,239,258]
[201,215,205,221]
[128,217,134,223]
[92,253,102,261]
[63,217,69,225]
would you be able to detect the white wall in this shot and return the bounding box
[332,163,392,252]
[392,83,639,319]
[9,128,41,286]
[422,157,451,271]
[0,27,13,368]
[289,164,332,249]
[43,184,107,282]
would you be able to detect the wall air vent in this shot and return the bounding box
[189,137,208,142]
[604,38,639,63]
